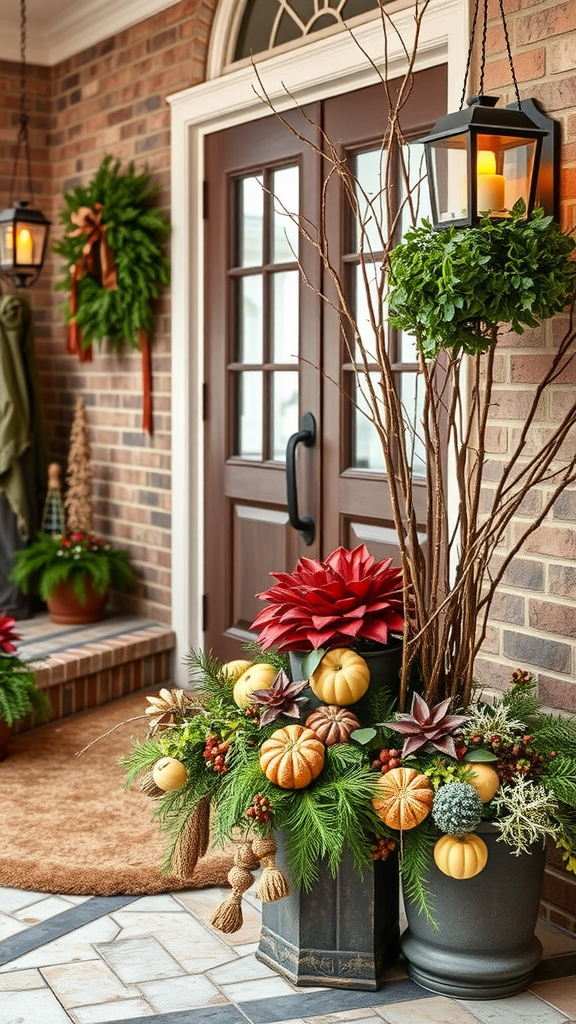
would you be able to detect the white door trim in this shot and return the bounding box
[167,0,468,684]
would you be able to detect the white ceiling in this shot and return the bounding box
[0,0,182,66]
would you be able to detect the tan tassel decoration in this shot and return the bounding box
[170,797,211,879]
[209,861,255,934]
[252,834,290,903]
[236,840,260,871]
[140,771,164,798]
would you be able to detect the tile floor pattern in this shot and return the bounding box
[1,886,576,1024]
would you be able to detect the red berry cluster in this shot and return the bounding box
[246,793,272,823]
[372,748,401,774]
[372,837,396,861]
[203,733,231,773]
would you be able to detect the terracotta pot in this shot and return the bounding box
[0,719,10,761]
[46,578,108,625]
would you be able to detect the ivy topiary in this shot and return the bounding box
[431,782,483,835]
[53,155,170,353]
[388,200,576,357]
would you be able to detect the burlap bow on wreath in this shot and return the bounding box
[54,156,170,434]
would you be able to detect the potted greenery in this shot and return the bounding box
[10,396,136,624]
[10,530,136,624]
[0,613,50,758]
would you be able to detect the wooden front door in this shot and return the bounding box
[204,68,447,660]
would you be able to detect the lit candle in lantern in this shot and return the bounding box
[477,150,505,213]
[16,227,33,264]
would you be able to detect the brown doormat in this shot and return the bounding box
[0,689,234,896]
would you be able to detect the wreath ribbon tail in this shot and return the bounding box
[139,328,153,434]
[67,264,93,363]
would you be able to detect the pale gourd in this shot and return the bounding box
[259,724,325,789]
[310,648,370,706]
[152,756,188,792]
[434,832,488,879]
[466,762,500,802]
[233,663,277,707]
[372,766,433,830]
[221,659,252,682]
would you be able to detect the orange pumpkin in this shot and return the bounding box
[305,705,360,746]
[259,724,325,789]
[233,663,277,707]
[434,832,488,879]
[372,766,433,830]
[310,648,370,706]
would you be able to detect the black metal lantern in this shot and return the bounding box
[418,0,555,229]
[0,0,50,287]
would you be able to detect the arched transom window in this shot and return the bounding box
[234,0,380,61]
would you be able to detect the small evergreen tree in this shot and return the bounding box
[65,398,94,533]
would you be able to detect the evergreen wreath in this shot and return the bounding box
[54,156,170,432]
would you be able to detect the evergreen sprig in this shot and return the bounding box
[54,155,170,353]
[0,657,50,727]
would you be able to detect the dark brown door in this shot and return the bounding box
[204,69,447,659]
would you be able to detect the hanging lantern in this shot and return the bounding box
[418,0,555,229]
[0,0,51,287]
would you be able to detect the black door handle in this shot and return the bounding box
[286,412,316,546]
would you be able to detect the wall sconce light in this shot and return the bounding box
[417,0,559,229]
[0,0,50,287]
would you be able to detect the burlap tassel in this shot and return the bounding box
[140,771,164,798]
[170,797,211,879]
[252,834,290,902]
[209,860,255,934]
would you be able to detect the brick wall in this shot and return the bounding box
[0,0,218,626]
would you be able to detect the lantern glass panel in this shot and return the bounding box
[428,138,468,224]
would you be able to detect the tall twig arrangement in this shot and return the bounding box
[254,0,576,710]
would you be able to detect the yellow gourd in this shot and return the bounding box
[433,833,488,879]
[466,762,500,802]
[310,648,370,706]
[221,659,252,682]
[233,663,277,707]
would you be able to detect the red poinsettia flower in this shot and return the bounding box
[251,544,404,652]
[0,613,20,655]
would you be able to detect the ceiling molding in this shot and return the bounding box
[0,0,181,67]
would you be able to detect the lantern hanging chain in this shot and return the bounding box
[9,0,34,206]
[498,0,522,108]
[459,0,521,111]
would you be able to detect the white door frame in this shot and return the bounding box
[167,0,468,684]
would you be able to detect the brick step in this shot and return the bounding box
[13,613,175,731]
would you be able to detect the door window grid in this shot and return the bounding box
[234,0,380,61]
[348,143,426,477]
[232,166,300,463]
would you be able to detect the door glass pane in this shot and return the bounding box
[272,166,299,263]
[354,262,384,362]
[237,275,263,362]
[272,371,299,461]
[355,148,387,253]
[352,372,385,471]
[237,175,264,267]
[272,270,299,363]
[237,371,263,459]
[400,371,426,477]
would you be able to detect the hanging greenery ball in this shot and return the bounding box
[53,155,170,353]
[431,782,483,836]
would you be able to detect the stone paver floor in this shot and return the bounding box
[1,884,576,1024]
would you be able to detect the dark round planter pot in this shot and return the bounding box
[46,578,108,625]
[401,821,546,999]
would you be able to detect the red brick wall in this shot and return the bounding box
[0,1,218,625]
